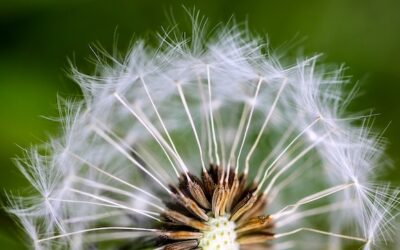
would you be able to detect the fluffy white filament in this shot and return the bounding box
[8,17,399,250]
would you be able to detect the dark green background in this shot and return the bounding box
[1,0,399,249]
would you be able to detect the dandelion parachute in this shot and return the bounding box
[8,13,399,250]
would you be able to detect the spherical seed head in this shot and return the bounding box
[7,11,399,250]
[199,216,239,250]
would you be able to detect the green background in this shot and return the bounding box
[0,0,399,249]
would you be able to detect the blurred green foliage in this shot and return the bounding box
[0,0,399,249]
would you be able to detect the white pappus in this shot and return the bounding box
[7,14,399,250]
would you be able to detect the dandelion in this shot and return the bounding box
[8,14,399,250]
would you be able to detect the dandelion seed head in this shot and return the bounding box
[7,12,399,250]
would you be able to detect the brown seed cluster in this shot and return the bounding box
[156,165,274,249]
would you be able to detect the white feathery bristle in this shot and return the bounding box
[8,13,398,250]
